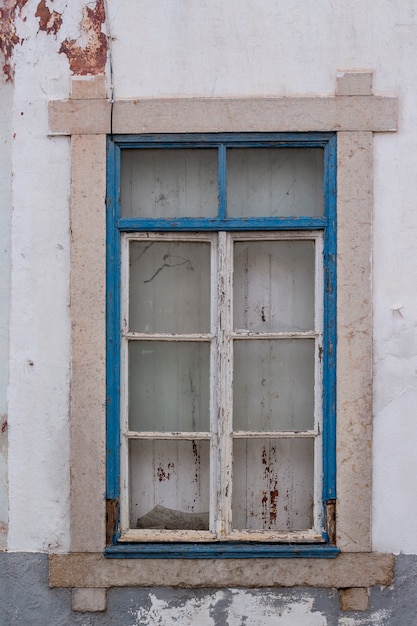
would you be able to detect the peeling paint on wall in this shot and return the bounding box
[0,0,29,81]
[129,589,329,626]
[59,0,107,76]
[35,0,62,36]
[338,610,391,626]
[1,0,108,82]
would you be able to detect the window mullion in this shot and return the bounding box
[218,145,227,219]
[214,231,233,538]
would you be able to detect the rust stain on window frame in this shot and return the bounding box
[106,498,119,545]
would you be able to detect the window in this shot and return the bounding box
[49,73,396,588]
[106,133,337,554]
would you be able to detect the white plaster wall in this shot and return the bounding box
[0,79,13,550]
[6,1,76,552]
[4,0,417,555]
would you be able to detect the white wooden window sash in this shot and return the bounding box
[119,230,323,543]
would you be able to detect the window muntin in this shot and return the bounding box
[107,134,336,547]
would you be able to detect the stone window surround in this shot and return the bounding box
[47,72,397,609]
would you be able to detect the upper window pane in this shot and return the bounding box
[233,240,315,332]
[121,149,218,218]
[129,240,211,334]
[227,148,323,217]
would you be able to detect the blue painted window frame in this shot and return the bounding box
[105,132,337,559]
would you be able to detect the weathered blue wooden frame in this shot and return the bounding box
[106,132,337,558]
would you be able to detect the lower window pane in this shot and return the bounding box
[129,439,210,530]
[232,438,314,531]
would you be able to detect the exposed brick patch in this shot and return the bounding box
[0,0,29,81]
[35,0,62,36]
[59,0,107,76]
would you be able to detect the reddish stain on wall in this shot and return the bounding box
[0,0,107,81]
[59,0,107,76]
[0,0,29,81]
[35,0,62,36]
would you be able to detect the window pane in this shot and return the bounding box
[129,341,210,432]
[233,339,314,431]
[130,439,210,529]
[227,148,323,217]
[232,438,314,531]
[129,241,211,334]
[121,149,218,218]
[233,240,315,332]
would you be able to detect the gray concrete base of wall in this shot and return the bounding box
[1,553,415,625]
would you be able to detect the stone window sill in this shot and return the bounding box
[50,551,394,589]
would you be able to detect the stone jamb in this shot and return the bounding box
[70,133,106,552]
